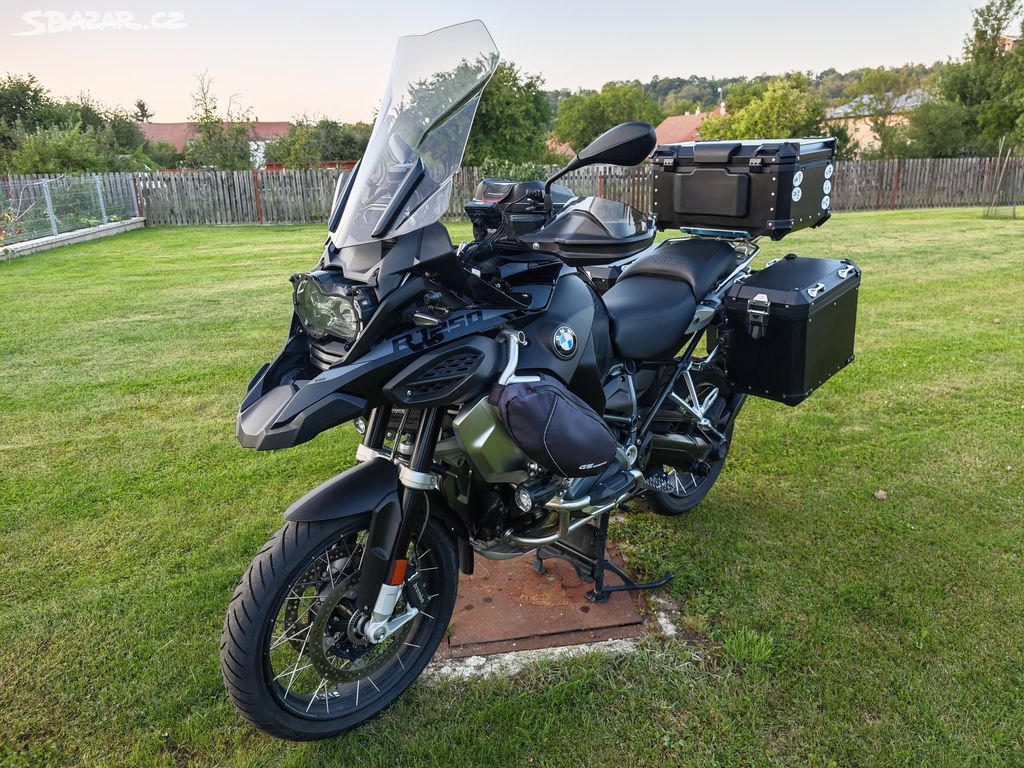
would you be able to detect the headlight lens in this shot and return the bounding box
[293,274,360,340]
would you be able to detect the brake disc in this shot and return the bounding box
[305,578,417,685]
[281,543,357,653]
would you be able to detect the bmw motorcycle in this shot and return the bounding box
[221,20,859,740]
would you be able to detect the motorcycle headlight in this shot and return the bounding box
[292,273,361,341]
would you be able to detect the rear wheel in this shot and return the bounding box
[641,366,739,516]
[220,515,457,741]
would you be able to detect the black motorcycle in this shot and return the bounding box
[221,20,860,740]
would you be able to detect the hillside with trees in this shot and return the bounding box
[549,1,1022,160]
[1,0,1020,173]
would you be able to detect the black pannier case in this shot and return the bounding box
[721,254,860,405]
[651,138,836,240]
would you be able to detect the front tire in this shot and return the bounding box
[220,515,457,741]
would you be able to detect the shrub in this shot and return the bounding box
[477,157,549,181]
[9,124,103,173]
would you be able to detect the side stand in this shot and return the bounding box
[533,510,673,604]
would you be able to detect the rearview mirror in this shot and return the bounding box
[576,122,657,167]
[544,122,656,214]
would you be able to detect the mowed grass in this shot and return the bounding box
[0,209,1022,767]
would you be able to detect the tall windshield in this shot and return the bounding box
[329,21,499,249]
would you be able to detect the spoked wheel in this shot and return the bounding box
[641,365,740,517]
[220,515,457,741]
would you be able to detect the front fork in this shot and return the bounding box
[354,405,442,644]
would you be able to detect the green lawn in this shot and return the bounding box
[1,209,1022,767]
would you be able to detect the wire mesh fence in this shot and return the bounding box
[1,173,139,247]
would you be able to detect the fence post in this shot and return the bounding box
[41,180,58,236]
[890,159,901,210]
[251,169,264,224]
[130,174,141,217]
[94,175,108,224]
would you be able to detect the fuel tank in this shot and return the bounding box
[516,271,612,412]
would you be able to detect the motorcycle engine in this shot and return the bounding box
[464,179,574,242]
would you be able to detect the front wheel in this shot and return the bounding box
[220,515,457,741]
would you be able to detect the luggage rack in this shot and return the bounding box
[676,226,758,240]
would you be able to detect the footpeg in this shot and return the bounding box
[589,469,640,506]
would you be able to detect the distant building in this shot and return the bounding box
[998,34,1020,53]
[137,121,292,167]
[655,104,726,145]
[826,90,930,152]
[546,136,576,159]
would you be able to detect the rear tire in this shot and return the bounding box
[220,516,457,741]
[639,424,733,516]
[640,364,740,517]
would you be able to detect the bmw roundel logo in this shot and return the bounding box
[552,326,577,359]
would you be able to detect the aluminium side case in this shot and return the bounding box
[722,254,860,405]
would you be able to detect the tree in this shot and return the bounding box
[825,121,858,160]
[721,79,769,113]
[906,100,970,156]
[182,73,253,170]
[940,0,1024,152]
[0,74,53,134]
[465,63,551,165]
[478,157,547,181]
[55,95,106,133]
[134,99,154,122]
[103,110,146,151]
[264,118,369,167]
[700,76,825,140]
[664,98,700,116]
[554,83,663,151]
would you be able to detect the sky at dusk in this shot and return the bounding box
[3,0,980,124]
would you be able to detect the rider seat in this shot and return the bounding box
[602,239,737,360]
[620,239,738,297]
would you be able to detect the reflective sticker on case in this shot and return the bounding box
[791,187,803,202]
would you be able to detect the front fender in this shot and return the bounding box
[284,457,400,522]
[284,457,476,576]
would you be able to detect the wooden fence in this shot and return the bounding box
[135,169,340,226]
[6,157,1022,232]
[828,157,1024,211]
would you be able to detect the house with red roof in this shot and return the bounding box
[137,121,292,167]
[654,104,725,145]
